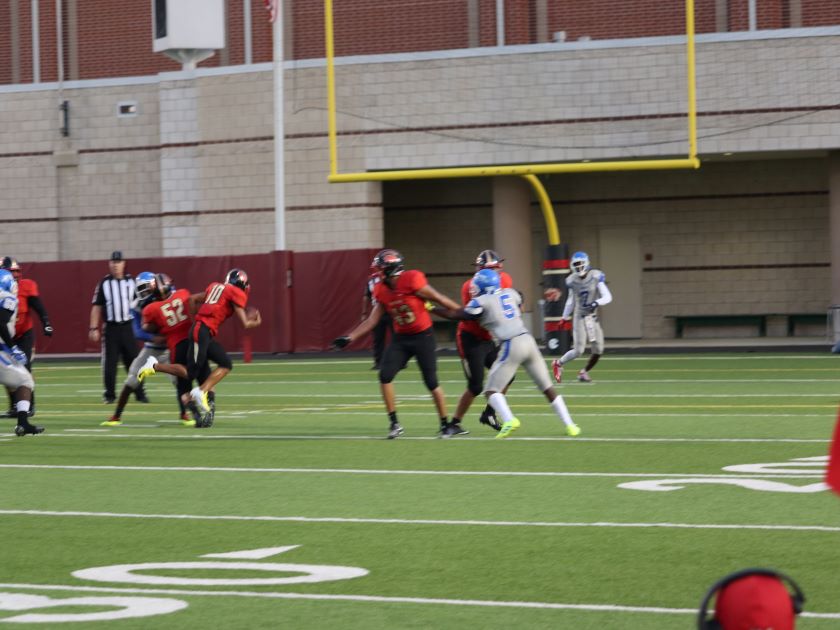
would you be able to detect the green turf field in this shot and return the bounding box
[2,353,839,628]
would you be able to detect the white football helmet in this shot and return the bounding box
[571,251,590,277]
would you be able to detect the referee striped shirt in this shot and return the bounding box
[92,274,136,324]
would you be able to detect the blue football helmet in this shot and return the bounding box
[470,268,501,296]
[135,271,156,299]
[571,251,590,277]
[0,269,15,294]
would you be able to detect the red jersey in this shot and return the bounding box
[14,278,38,337]
[373,270,432,335]
[142,288,193,356]
[457,271,514,341]
[195,282,248,336]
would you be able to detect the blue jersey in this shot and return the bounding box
[0,287,18,352]
[132,295,165,349]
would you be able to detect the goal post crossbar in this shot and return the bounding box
[324,0,700,183]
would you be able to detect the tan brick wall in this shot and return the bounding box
[0,34,837,336]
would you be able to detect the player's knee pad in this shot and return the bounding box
[468,379,484,396]
[124,374,139,389]
[422,376,439,391]
[378,372,395,385]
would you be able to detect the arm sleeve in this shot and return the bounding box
[27,295,50,324]
[595,279,613,307]
[562,291,575,318]
[0,308,14,347]
[132,308,154,342]
[91,280,104,306]
[463,298,484,316]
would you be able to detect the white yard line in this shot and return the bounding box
[0,581,837,620]
[0,463,823,479]
[7,431,830,443]
[2,509,840,532]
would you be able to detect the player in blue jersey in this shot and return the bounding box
[0,269,43,435]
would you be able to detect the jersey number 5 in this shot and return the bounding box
[499,294,515,319]
[160,299,187,326]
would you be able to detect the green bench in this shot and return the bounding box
[667,313,824,338]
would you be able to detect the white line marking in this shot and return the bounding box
[2,509,839,532]
[202,546,300,559]
[0,463,823,479]
[38,432,834,444]
[0,582,837,620]
[67,391,840,398]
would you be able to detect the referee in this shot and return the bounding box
[88,251,147,404]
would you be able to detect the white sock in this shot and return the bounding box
[560,349,578,364]
[488,393,514,423]
[16,400,31,414]
[550,396,575,427]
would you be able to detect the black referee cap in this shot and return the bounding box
[110,251,124,261]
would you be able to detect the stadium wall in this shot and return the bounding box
[19,249,376,355]
[3,29,840,339]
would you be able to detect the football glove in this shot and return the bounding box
[332,336,351,349]
[424,301,436,312]
[10,346,26,364]
[43,323,54,337]
[587,301,599,310]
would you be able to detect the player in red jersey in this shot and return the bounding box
[137,275,209,426]
[333,249,461,439]
[452,250,515,434]
[139,268,260,426]
[1,257,52,418]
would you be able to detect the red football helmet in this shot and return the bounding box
[225,268,250,290]
[475,249,504,269]
[373,249,404,279]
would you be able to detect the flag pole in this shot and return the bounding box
[272,2,286,251]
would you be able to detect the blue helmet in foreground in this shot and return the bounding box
[470,268,501,297]
[571,251,590,277]
[0,269,16,294]
[135,271,156,300]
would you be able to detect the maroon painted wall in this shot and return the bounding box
[20,249,375,356]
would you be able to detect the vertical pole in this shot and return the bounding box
[748,0,757,30]
[495,0,505,46]
[243,0,253,65]
[273,6,286,250]
[685,0,698,159]
[31,0,40,82]
[325,0,338,176]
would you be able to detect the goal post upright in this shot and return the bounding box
[323,0,700,185]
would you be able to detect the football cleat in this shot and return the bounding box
[182,418,196,428]
[577,370,592,383]
[137,356,158,382]
[552,359,563,383]
[495,417,521,439]
[479,410,501,432]
[191,387,211,414]
[387,422,404,439]
[14,424,44,436]
[566,423,582,437]
[100,418,122,427]
[443,421,469,438]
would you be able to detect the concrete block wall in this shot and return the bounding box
[0,33,838,337]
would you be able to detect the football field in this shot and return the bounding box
[2,352,840,628]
